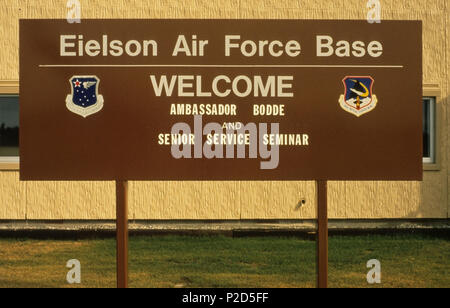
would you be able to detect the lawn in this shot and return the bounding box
[0,234,448,288]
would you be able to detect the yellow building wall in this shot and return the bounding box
[0,0,448,220]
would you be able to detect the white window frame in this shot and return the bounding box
[422,96,436,164]
[422,84,441,171]
[0,81,19,170]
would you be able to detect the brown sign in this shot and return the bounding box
[19,19,422,181]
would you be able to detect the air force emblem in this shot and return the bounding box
[338,76,377,117]
[66,76,104,118]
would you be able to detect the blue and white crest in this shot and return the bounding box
[338,76,377,117]
[66,76,104,118]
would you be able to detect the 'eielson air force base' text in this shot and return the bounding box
[60,34,383,58]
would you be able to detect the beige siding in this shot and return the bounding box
[130,181,241,220]
[0,172,26,219]
[447,0,450,219]
[0,0,448,219]
[25,181,116,219]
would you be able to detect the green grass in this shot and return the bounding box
[0,234,448,288]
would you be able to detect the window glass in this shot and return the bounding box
[0,95,19,157]
[422,97,435,163]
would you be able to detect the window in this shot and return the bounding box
[423,97,436,164]
[0,95,19,162]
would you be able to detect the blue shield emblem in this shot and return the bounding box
[66,76,104,118]
[338,76,377,117]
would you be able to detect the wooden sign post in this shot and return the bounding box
[116,180,128,288]
[317,180,328,288]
